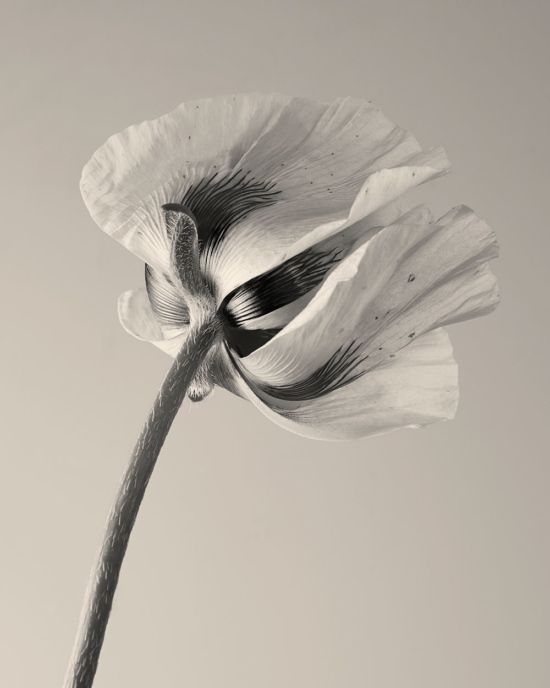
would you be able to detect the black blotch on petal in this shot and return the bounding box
[224,326,282,358]
[222,246,343,328]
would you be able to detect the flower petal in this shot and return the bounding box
[144,265,189,333]
[283,147,450,260]
[118,290,243,397]
[118,289,187,356]
[81,93,294,270]
[82,93,449,299]
[210,97,450,298]
[232,328,459,441]
[218,200,420,349]
[238,205,498,389]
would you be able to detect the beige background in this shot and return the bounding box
[2,1,548,687]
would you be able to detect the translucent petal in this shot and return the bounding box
[81,94,449,302]
[81,93,293,271]
[238,205,498,390]
[117,289,187,356]
[233,328,459,441]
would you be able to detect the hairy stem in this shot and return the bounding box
[63,317,220,688]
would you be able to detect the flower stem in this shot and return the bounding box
[63,317,220,688]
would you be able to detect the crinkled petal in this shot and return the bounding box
[211,96,450,299]
[238,205,498,388]
[220,200,418,335]
[81,93,294,271]
[81,93,449,300]
[232,328,459,441]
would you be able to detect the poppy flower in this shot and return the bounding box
[81,92,499,440]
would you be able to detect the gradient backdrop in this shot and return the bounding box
[2,1,549,687]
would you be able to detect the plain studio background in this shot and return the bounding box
[1,1,548,687]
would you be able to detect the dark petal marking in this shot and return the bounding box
[145,264,189,328]
[258,341,368,402]
[221,247,344,327]
[223,325,282,358]
[180,169,280,260]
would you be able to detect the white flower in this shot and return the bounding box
[81,93,499,440]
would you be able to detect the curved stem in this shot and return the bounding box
[63,318,220,688]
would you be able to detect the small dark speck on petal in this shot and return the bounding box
[378,347,383,351]
[412,172,416,177]
[385,310,390,316]
[408,274,415,282]
[409,332,415,338]
[390,354,396,358]
[310,181,313,184]
[188,136,191,140]
[375,316,378,320]
[331,152,334,155]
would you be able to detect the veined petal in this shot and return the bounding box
[283,147,450,260]
[209,96,450,299]
[220,201,419,342]
[118,289,187,356]
[82,93,449,299]
[80,93,293,271]
[144,264,189,332]
[232,328,459,441]
[118,290,242,397]
[239,205,498,390]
